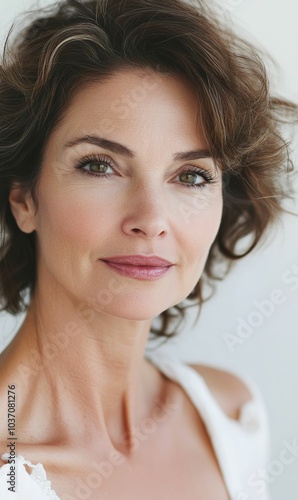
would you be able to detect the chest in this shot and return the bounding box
[43,416,230,500]
[51,461,229,499]
[50,463,230,500]
[0,379,231,499]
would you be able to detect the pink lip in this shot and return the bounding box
[101,254,174,267]
[100,254,174,280]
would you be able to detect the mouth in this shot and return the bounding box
[101,260,173,280]
[100,254,174,267]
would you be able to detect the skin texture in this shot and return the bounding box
[0,69,251,498]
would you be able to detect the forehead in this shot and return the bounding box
[68,67,198,108]
[45,68,207,157]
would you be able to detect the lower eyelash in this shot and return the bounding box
[185,183,207,190]
[79,169,111,179]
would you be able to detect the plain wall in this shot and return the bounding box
[0,1,297,498]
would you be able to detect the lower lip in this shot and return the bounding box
[102,261,173,280]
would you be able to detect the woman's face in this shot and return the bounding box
[28,69,223,319]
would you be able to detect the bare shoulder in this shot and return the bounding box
[188,363,253,421]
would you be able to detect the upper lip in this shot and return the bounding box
[101,254,174,267]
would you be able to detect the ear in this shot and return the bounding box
[9,185,37,234]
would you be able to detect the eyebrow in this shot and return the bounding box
[64,135,212,162]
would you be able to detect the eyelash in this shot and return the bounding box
[74,154,217,189]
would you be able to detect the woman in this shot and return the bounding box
[0,0,296,498]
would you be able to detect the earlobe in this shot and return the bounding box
[8,185,37,234]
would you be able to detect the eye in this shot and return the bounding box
[175,167,217,189]
[75,155,116,177]
[85,162,113,174]
[178,171,204,185]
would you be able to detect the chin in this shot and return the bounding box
[92,295,176,322]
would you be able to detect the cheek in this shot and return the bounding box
[179,192,223,264]
[35,183,116,257]
[179,189,223,236]
[171,194,222,301]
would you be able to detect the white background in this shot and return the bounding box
[0,0,298,498]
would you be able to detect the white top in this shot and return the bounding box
[0,350,271,499]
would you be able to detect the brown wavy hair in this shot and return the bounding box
[0,0,297,338]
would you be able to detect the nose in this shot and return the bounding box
[121,184,170,239]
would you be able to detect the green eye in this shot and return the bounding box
[89,162,108,173]
[179,172,202,185]
[75,155,116,177]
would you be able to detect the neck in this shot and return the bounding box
[7,281,165,453]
